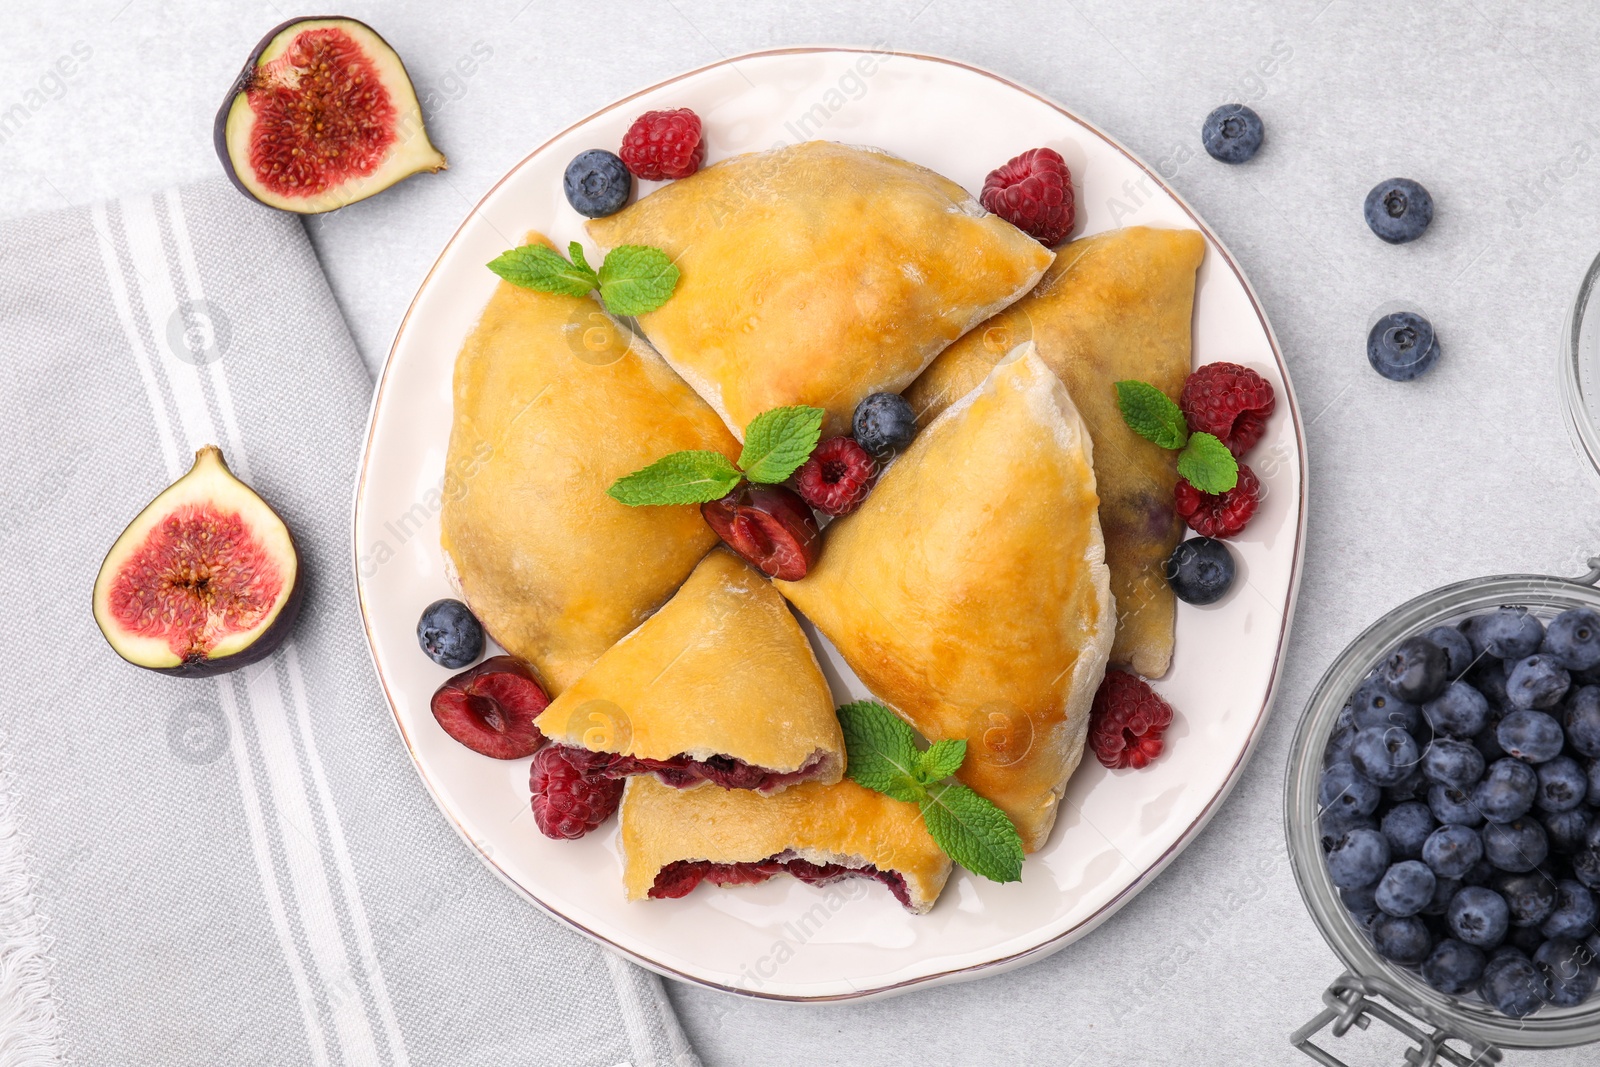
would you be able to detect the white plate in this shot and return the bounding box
[353,48,1307,1001]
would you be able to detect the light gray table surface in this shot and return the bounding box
[5,1,1600,1063]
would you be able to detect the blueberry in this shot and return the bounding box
[1342,882,1380,916]
[1363,178,1433,244]
[1498,710,1566,764]
[1321,761,1381,817]
[1541,880,1598,940]
[851,392,917,459]
[1566,687,1600,758]
[1325,725,1357,767]
[1589,758,1600,803]
[1449,886,1511,948]
[1383,636,1450,703]
[1201,104,1263,164]
[1422,739,1486,790]
[1319,807,1377,851]
[1474,719,1509,765]
[1376,860,1437,917]
[1542,608,1600,671]
[1424,824,1484,879]
[1370,912,1433,965]
[1422,682,1490,739]
[1421,938,1487,995]
[1328,827,1391,890]
[1465,608,1546,660]
[1481,951,1549,1016]
[416,598,485,669]
[1351,678,1422,733]
[562,149,632,218]
[1484,818,1550,873]
[1505,656,1571,711]
[1367,311,1440,382]
[1494,871,1559,927]
[1504,922,1547,956]
[1545,808,1593,854]
[1350,726,1422,787]
[1381,801,1437,860]
[1473,758,1539,823]
[1535,936,1599,1006]
[1164,537,1235,605]
[1577,848,1600,890]
[1429,784,1486,829]
[1422,625,1475,679]
[1537,757,1590,814]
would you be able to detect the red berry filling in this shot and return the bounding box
[979,147,1076,246]
[649,851,913,910]
[529,744,624,840]
[559,745,837,794]
[1089,670,1175,770]
[701,484,819,581]
[619,107,706,181]
[1179,362,1276,458]
[430,655,549,760]
[793,436,877,516]
[1174,464,1261,539]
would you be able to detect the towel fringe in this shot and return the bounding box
[0,732,67,1067]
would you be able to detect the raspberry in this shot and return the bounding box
[979,148,1075,246]
[793,437,877,516]
[1180,362,1276,457]
[529,745,624,840]
[619,108,706,181]
[1089,670,1175,770]
[1175,464,1260,539]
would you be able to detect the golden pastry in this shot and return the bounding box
[619,775,951,913]
[534,549,843,792]
[905,225,1204,679]
[586,140,1054,438]
[440,233,738,694]
[778,347,1115,853]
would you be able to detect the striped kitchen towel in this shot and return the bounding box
[0,178,697,1067]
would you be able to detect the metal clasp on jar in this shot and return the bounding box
[1291,973,1501,1067]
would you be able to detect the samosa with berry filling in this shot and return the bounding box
[586,141,1053,439]
[534,549,844,793]
[777,347,1115,853]
[441,233,739,694]
[906,225,1205,679]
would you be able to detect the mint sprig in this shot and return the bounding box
[837,701,1024,883]
[488,241,679,316]
[607,404,824,507]
[607,451,743,506]
[1114,378,1239,495]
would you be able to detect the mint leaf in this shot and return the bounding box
[838,701,925,804]
[1176,431,1239,494]
[739,406,824,483]
[920,782,1025,883]
[607,450,742,506]
[487,243,598,296]
[916,738,967,784]
[1115,380,1188,450]
[569,241,594,276]
[597,245,680,316]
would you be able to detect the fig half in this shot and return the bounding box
[92,446,303,677]
[214,17,446,214]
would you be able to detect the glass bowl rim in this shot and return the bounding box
[1284,564,1600,1050]
[1559,248,1600,482]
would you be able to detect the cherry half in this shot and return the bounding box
[430,654,550,759]
[701,484,820,581]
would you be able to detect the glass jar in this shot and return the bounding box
[1284,561,1600,1064]
[1560,250,1600,486]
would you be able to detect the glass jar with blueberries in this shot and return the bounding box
[1286,559,1600,1064]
